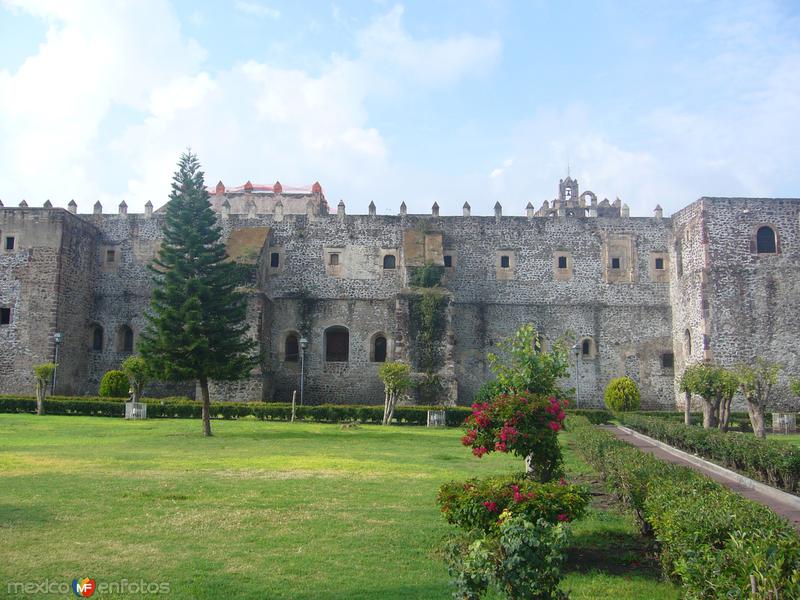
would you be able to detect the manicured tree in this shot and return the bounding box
[737,359,780,439]
[139,151,258,437]
[32,363,56,416]
[379,361,412,425]
[99,370,129,397]
[604,377,640,411]
[681,363,730,429]
[122,356,149,403]
[716,368,740,433]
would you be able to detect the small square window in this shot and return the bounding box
[5,237,15,250]
[661,352,674,369]
[500,255,510,269]
[444,255,453,268]
[557,256,567,269]
[655,257,664,270]
[106,250,115,263]
[329,253,339,266]
[611,257,620,270]
[0,307,10,325]
[270,252,280,268]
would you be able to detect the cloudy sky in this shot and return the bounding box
[0,0,798,216]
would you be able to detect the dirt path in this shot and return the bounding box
[606,425,800,531]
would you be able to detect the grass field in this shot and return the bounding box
[0,415,677,599]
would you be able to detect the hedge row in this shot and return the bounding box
[617,413,800,494]
[635,409,753,432]
[0,395,612,427]
[0,396,472,425]
[569,416,800,597]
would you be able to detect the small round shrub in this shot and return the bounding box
[604,377,640,411]
[99,370,130,398]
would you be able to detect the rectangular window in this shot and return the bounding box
[557,255,567,269]
[5,237,15,250]
[611,257,620,269]
[444,255,452,268]
[0,307,10,325]
[106,250,115,263]
[500,255,510,268]
[270,252,280,268]
[655,257,664,270]
[329,253,339,266]
[661,352,674,369]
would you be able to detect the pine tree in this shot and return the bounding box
[139,151,258,436]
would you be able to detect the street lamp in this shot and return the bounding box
[570,341,581,409]
[52,332,63,393]
[299,337,308,406]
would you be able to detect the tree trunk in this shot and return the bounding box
[747,401,766,439]
[199,376,213,437]
[35,381,44,416]
[382,391,390,425]
[386,393,397,425]
[684,391,691,426]
[718,396,732,432]
[702,398,719,429]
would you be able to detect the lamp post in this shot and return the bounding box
[571,341,580,409]
[299,337,308,406]
[52,332,63,393]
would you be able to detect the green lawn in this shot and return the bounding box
[771,433,800,446]
[0,415,676,599]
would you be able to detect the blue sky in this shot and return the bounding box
[0,0,798,216]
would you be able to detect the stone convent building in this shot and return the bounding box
[1,177,799,410]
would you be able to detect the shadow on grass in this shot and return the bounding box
[0,504,53,528]
[566,528,662,579]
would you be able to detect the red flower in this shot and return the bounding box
[548,421,561,432]
[557,410,566,421]
[562,399,569,407]
[557,513,569,522]
[472,446,488,458]
[494,441,507,452]
[558,478,567,486]
[483,501,498,513]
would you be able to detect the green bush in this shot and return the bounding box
[437,473,590,533]
[569,417,800,598]
[617,413,800,493]
[445,516,571,600]
[603,377,640,411]
[99,370,130,398]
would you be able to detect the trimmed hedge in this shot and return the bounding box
[0,395,612,428]
[570,416,800,598]
[617,413,800,494]
[636,409,753,432]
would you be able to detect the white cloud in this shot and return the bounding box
[234,1,280,20]
[490,158,513,179]
[0,2,500,211]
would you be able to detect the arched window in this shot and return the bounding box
[117,325,134,352]
[92,325,104,351]
[285,333,299,362]
[756,226,777,254]
[325,326,349,362]
[684,329,692,357]
[372,334,387,362]
[383,255,396,270]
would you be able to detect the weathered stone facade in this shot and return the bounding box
[1,178,798,409]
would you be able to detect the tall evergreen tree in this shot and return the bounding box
[139,151,258,436]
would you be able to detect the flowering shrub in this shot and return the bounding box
[437,473,590,534]
[462,393,568,482]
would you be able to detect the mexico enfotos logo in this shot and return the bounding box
[6,578,170,596]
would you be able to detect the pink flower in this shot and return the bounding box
[558,478,567,486]
[562,399,569,407]
[494,441,507,452]
[557,410,566,421]
[557,513,569,522]
[548,421,561,432]
[472,446,489,458]
[483,501,498,513]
